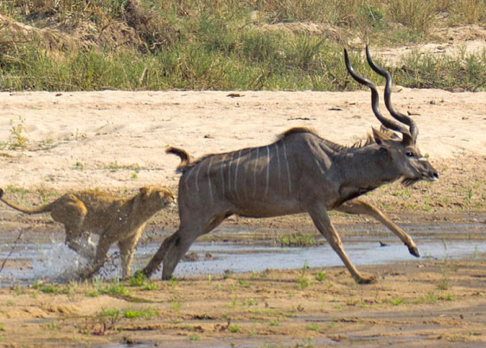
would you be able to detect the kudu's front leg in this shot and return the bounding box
[335,199,419,257]
[307,204,375,284]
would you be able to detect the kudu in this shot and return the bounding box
[143,47,439,284]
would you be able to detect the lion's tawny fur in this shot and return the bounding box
[0,186,174,279]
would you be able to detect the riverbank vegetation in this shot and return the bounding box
[1,0,486,91]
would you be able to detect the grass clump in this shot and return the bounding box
[390,298,404,306]
[0,117,29,151]
[296,262,313,290]
[278,233,317,247]
[128,272,158,290]
[397,49,486,91]
[188,334,200,341]
[123,307,158,319]
[450,0,486,24]
[100,306,157,319]
[32,282,68,294]
[229,323,241,333]
[100,308,122,319]
[388,0,437,34]
[95,278,130,297]
[315,271,326,282]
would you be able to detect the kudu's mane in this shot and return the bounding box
[278,126,376,150]
[167,127,379,174]
[277,127,318,139]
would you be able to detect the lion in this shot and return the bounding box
[0,186,174,279]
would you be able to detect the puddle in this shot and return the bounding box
[164,239,485,277]
[0,221,484,286]
[105,338,335,348]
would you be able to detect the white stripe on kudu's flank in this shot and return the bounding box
[227,152,233,198]
[195,161,202,192]
[207,156,214,203]
[265,145,270,196]
[314,158,325,175]
[184,166,195,191]
[234,149,242,200]
[220,154,227,196]
[282,142,292,194]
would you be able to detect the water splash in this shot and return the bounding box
[32,241,90,281]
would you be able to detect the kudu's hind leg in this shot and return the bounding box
[307,204,375,284]
[161,213,228,279]
[142,213,229,279]
[142,233,175,278]
[159,228,199,280]
[335,199,419,257]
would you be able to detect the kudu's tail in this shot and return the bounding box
[0,188,53,214]
[166,147,192,173]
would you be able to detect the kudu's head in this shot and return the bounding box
[344,46,439,186]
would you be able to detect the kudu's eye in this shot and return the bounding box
[405,151,415,158]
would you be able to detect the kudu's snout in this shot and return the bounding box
[423,166,439,182]
[428,163,439,181]
[418,159,439,182]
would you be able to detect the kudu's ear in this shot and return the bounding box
[401,133,414,147]
[379,125,400,140]
[372,127,394,148]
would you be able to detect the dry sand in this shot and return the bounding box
[0,89,485,190]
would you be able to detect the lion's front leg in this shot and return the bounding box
[76,234,112,280]
[118,228,144,279]
[67,232,96,259]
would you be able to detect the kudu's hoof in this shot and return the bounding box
[141,264,160,278]
[355,274,377,285]
[408,246,420,258]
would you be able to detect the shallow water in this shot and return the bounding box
[166,239,485,277]
[0,220,484,286]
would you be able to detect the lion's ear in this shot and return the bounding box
[139,187,150,196]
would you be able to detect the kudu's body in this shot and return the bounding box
[143,47,438,284]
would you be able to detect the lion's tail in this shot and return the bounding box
[0,188,53,214]
[166,146,192,173]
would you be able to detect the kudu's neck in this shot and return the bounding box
[337,144,401,190]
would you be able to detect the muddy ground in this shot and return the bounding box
[0,258,486,348]
[0,89,485,347]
